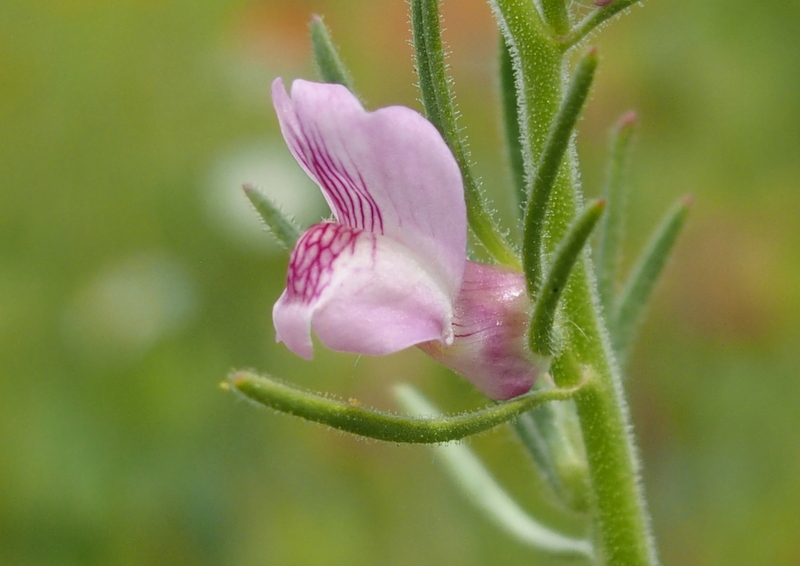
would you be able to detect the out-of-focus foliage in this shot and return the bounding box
[1,0,799,564]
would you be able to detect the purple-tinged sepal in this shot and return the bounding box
[419,262,550,400]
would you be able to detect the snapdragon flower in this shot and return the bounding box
[270,78,548,400]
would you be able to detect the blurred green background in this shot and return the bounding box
[2,0,799,564]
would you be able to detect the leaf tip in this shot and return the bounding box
[588,198,607,218]
[681,193,695,208]
[227,370,251,390]
[617,110,638,129]
[578,48,600,74]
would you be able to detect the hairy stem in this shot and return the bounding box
[491,0,659,563]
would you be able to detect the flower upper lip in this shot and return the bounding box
[272,77,467,289]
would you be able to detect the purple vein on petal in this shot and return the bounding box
[286,222,359,304]
[300,120,384,235]
[451,321,489,339]
[302,122,356,226]
[307,122,367,231]
[337,146,383,234]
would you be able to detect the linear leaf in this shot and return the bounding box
[411,0,519,267]
[395,385,594,558]
[309,15,356,92]
[596,111,638,312]
[243,184,302,249]
[612,196,692,359]
[564,0,644,49]
[529,199,606,356]
[539,0,570,36]
[522,49,598,295]
[499,35,527,213]
[226,370,584,444]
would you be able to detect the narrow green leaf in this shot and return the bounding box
[309,15,356,92]
[395,385,594,558]
[226,369,584,444]
[243,184,302,249]
[514,402,590,513]
[411,0,443,133]
[529,199,606,356]
[512,411,560,489]
[512,409,574,506]
[612,196,692,359]
[596,111,638,312]
[411,0,520,268]
[563,0,644,49]
[522,49,598,296]
[499,35,527,214]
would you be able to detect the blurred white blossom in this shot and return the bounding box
[62,254,197,363]
[203,143,324,251]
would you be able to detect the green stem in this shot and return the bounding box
[226,370,583,444]
[556,355,658,566]
[491,1,658,564]
[488,0,560,201]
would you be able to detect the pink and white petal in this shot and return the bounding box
[273,222,455,359]
[418,262,549,400]
[271,78,466,296]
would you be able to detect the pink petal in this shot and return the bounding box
[271,78,466,298]
[418,262,549,400]
[273,222,455,358]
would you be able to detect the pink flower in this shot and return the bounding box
[270,78,548,400]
